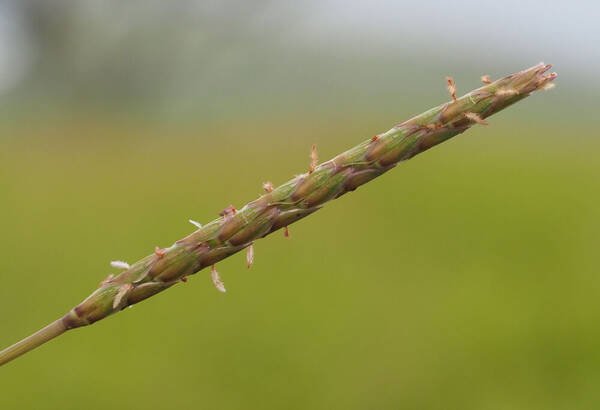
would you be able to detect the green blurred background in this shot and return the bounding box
[1,1,599,409]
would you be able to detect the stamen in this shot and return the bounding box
[309,144,318,174]
[496,87,519,96]
[210,265,226,293]
[446,77,457,101]
[110,260,130,270]
[541,82,556,91]
[246,243,254,269]
[219,205,236,217]
[262,182,274,193]
[189,219,202,229]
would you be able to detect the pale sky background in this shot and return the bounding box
[0,0,597,111]
[295,0,598,74]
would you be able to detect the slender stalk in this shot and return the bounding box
[0,63,556,367]
[0,320,66,366]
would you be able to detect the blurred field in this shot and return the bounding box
[1,109,599,409]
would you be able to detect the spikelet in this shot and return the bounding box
[99,274,114,287]
[113,284,132,309]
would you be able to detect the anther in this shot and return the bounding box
[110,260,130,270]
[211,265,226,293]
[480,75,492,84]
[246,243,254,269]
[496,87,519,96]
[189,219,202,229]
[155,246,166,258]
[284,226,290,237]
[541,82,556,91]
[309,144,318,174]
[219,205,236,217]
[263,182,274,193]
[446,77,457,101]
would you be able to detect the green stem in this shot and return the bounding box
[0,319,67,366]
